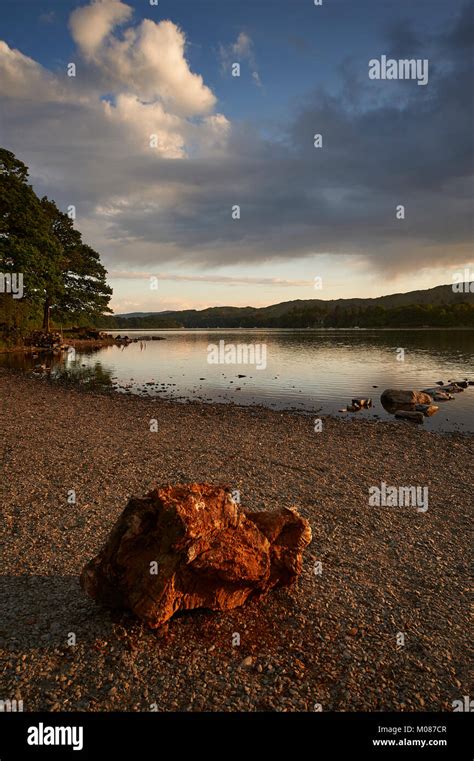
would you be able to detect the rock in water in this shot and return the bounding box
[352,398,372,408]
[80,483,312,628]
[394,410,425,423]
[421,388,454,401]
[443,383,464,393]
[415,404,439,417]
[381,389,432,406]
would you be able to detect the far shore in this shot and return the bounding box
[107,326,474,331]
[1,324,472,354]
[0,367,470,712]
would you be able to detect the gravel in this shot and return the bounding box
[0,368,471,712]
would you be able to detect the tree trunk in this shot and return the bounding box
[42,297,51,332]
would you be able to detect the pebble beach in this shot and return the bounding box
[0,368,471,712]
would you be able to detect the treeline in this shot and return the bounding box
[100,301,474,330]
[95,314,182,329]
[0,148,112,346]
[270,302,474,328]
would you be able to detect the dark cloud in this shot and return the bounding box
[97,3,473,274]
[1,3,472,276]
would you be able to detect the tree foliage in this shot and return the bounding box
[0,148,112,339]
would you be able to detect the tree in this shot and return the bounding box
[0,147,112,334]
[39,198,112,330]
[0,148,62,314]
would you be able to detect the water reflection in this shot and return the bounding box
[1,329,473,432]
[3,348,114,390]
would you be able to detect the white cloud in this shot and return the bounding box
[0,0,233,286]
[70,1,215,116]
[103,94,187,158]
[108,19,216,116]
[0,0,228,165]
[0,42,60,100]
[69,0,132,58]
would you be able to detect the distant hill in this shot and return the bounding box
[115,311,174,318]
[99,283,474,329]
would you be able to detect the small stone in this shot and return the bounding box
[415,404,439,417]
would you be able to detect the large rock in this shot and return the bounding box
[381,389,432,406]
[80,483,312,628]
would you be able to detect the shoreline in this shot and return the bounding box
[2,362,473,436]
[0,335,134,355]
[0,330,166,354]
[0,368,471,711]
[2,364,473,436]
[1,325,473,353]
[0,339,116,354]
[108,326,474,332]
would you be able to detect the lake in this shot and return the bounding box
[2,329,474,432]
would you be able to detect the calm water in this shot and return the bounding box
[3,329,474,432]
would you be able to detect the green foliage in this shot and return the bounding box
[39,197,112,326]
[0,147,112,340]
[0,148,62,306]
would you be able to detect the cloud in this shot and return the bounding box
[69,0,132,58]
[0,0,228,164]
[219,31,262,87]
[39,11,56,24]
[109,271,312,286]
[0,42,61,100]
[70,1,215,116]
[0,1,472,280]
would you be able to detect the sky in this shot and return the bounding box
[0,0,472,314]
